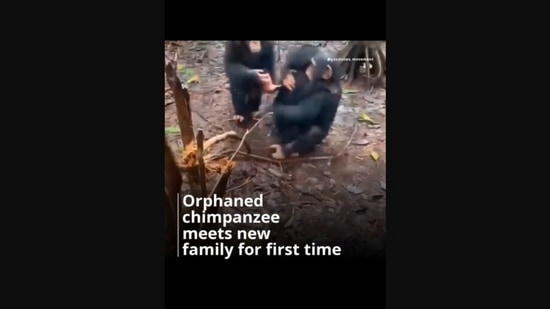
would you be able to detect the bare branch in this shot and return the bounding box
[203,130,251,154]
[208,113,271,198]
[335,123,358,158]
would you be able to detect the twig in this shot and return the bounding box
[210,151,279,163]
[196,130,207,197]
[226,176,254,193]
[193,111,209,123]
[228,113,270,162]
[206,118,357,165]
[215,150,333,163]
[208,113,270,198]
[285,156,333,162]
[203,131,252,155]
[334,123,358,158]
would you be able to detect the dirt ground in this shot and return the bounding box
[165,41,386,256]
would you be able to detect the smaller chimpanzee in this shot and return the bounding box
[224,41,276,126]
[262,45,327,137]
[261,46,342,160]
[268,68,310,141]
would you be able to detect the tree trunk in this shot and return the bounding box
[337,41,386,89]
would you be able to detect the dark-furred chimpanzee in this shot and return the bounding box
[224,41,276,126]
[261,45,342,160]
[265,45,331,137]
[268,67,310,141]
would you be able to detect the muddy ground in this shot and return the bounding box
[165,41,386,257]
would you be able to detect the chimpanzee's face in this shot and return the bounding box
[248,41,261,53]
[306,62,332,81]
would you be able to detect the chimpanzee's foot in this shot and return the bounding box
[269,144,286,160]
[233,115,245,122]
[252,110,264,120]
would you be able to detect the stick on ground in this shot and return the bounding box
[208,113,271,198]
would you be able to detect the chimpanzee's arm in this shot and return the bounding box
[316,93,340,133]
[261,43,276,82]
[223,42,263,87]
[272,92,327,124]
[225,63,263,87]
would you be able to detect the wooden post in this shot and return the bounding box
[165,59,194,147]
[165,54,201,195]
[165,137,181,255]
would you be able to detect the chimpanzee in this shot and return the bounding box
[268,68,310,140]
[268,45,330,134]
[262,45,342,159]
[223,41,276,126]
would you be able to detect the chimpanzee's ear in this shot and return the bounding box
[322,65,333,80]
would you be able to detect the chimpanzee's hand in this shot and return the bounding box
[263,83,281,94]
[254,72,279,93]
[257,72,272,84]
[283,74,295,90]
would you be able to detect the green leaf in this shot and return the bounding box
[187,75,200,84]
[370,151,379,161]
[358,112,377,124]
[343,89,359,94]
[165,127,180,134]
[184,68,195,78]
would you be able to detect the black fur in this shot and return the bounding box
[273,44,325,137]
[278,45,319,84]
[223,41,276,123]
[272,45,342,157]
